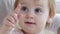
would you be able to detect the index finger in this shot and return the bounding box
[14,3,21,14]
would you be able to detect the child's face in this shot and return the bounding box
[18,0,49,34]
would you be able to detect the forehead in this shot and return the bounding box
[19,0,44,7]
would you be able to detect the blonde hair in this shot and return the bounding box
[46,0,55,28]
[48,0,55,18]
[14,0,55,28]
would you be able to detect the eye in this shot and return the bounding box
[21,6,28,11]
[35,8,41,13]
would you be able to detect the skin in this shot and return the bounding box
[57,27,60,34]
[0,0,51,34]
[18,0,49,34]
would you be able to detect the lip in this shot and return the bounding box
[24,22,35,24]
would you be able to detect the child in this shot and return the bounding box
[0,0,55,34]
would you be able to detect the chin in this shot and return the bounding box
[22,27,36,33]
[23,29,36,34]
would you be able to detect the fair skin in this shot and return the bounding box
[0,0,50,34]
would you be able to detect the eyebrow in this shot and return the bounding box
[20,3,26,5]
[35,4,43,7]
[20,2,43,7]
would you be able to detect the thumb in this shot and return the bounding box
[14,3,21,14]
[13,3,21,21]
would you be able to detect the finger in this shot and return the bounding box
[6,20,15,27]
[11,13,18,23]
[11,12,23,22]
[7,17,15,24]
[6,15,16,24]
[3,18,15,27]
[7,13,18,23]
[14,3,21,14]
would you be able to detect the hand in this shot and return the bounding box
[0,2,24,34]
[2,3,21,30]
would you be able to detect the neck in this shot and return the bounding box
[24,31,44,34]
[21,30,44,34]
[17,28,44,34]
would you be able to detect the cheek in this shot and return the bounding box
[33,16,45,33]
[35,17,44,29]
[35,14,48,29]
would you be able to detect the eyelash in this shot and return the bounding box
[35,8,41,13]
[21,6,42,13]
[21,6,28,11]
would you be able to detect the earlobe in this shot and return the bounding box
[49,12,55,18]
[46,16,53,29]
[47,18,52,24]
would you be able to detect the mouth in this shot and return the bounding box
[24,22,35,24]
[24,21,36,27]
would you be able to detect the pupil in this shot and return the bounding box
[22,6,27,11]
[35,8,40,12]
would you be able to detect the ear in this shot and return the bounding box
[46,16,53,29]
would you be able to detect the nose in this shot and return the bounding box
[26,12,34,19]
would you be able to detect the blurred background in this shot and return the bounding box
[0,0,60,34]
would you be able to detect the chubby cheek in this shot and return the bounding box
[35,14,48,31]
[35,17,44,31]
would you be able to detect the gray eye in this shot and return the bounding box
[21,6,27,11]
[35,8,41,13]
